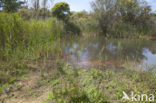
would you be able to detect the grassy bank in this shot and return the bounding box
[1,59,155,103]
[32,61,155,103]
[43,62,156,103]
[0,12,65,94]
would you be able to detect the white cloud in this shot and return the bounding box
[145,0,156,11]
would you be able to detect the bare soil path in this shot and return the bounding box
[0,70,51,103]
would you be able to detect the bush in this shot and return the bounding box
[52,2,70,21]
[0,13,25,58]
[0,13,66,86]
[64,22,81,35]
[0,12,66,60]
[108,23,151,38]
[70,12,99,34]
[18,8,34,20]
[91,0,153,36]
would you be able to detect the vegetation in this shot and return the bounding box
[70,11,98,35]
[52,2,70,22]
[0,0,25,12]
[0,12,65,90]
[51,2,81,35]
[0,0,156,103]
[42,62,156,103]
[89,0,155,37]
[42,0,48,20]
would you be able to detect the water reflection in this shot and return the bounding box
[63,37,156,71]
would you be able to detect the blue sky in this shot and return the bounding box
[53,0,93,12]
[146,0,156,12]
[52,0,156,12]
[27,0,156,12]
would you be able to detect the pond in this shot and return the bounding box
[62,36,156,72]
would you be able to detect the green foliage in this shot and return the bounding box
[52,2,70,21]
[64,22,81,35]
[90,69,103,80]
[0,13,66,87]
[0,13,25,58]
[70,11,99,34]
[118,0,151,25]
[45,65,110,103]
[108,23,151,38]
[51,2,81,35]
[0,12,65,59]
[0,0,24,12]
[44,63,156,103]
[18,7,51,20]
[39,8,51,19]
[0,4,156,102]
[91,0,153,36]
[18,8,34,20]
[0,84,11,95]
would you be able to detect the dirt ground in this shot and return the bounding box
[0,71,51,103]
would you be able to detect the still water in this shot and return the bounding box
[63,37,156,72]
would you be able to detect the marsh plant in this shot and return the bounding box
[0,0,156,103]
[43,63,156,103]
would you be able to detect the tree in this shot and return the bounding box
[52,2,70,21]
[0,0,24,12]
[41,0,54,20]
[32,0,40,20]
[91,0,151,35]
[116,0,151,25]
[40,0,54,20]
[0,0,3,10]
[39,8,51,18]
[91,0,118,35]
[42,0,48,20]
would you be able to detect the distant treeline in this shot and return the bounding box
[0,0,156,37]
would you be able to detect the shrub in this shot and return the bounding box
[52,2,70,22]
[64,22,81,35]
[91,0,152,36]
[0,12,25,58]
[18,8,34,20]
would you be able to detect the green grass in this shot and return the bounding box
[0,13,65,92]
[42,62,156,103]
[43,64,110,103]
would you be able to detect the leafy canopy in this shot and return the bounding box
[91,0,151,34]
[52,2,70,21]
[0,0,24,12]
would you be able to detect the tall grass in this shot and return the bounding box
[0,13,66,58]
[0,12,65,87]
[0,13,25,59]
[108,23,152,38]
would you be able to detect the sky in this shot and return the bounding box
[52,0,156,12]
[52,0,93,12]
[27,0,156,12]
[146,0,156,12]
